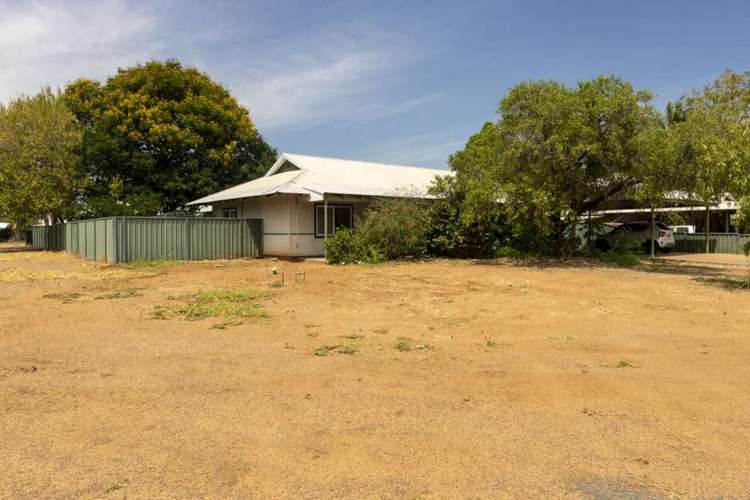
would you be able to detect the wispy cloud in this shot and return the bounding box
[0,0,158,101]
[225,26,430,131]
[364,133,462,168]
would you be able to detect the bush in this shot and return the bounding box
[357,197,430,260]
[602,248,640,268]
[495,246,524,259]
[325,227,383,264]
[427,176,512,258]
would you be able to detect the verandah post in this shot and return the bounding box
[323,199,328,260]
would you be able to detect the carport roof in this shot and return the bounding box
[187,153,450,205]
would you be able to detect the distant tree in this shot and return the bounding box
[666,98,688,126]
[671,70,750,251]
[64,59,276,217]
[0,88,84,237]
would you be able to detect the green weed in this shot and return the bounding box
[42,292,81,303]
[95,288,142,300]
[126,258,181,269]
[151,288,267,323]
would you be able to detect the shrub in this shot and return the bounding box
[357,197,430,260]
[0,225,12,242]
[602,249,640,268]
[325,227,383,265]
[495,246,524,259]
[427,175,512,258]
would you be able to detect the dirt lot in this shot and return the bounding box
[1,243,749,498]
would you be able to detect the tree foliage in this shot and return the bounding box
[440,76,663,255]
[0,88,84,233]
[668,70,750,243]
[64,59,276,217]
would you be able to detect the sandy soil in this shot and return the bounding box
[1,243,749,498]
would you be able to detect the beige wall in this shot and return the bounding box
[211,195,372,257]
[211,195,319,257]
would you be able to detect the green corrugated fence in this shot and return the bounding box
[31,217,263,263]
[674,233,750,254]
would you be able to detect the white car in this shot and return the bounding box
[670,225,695,234]
[596,221,675,253]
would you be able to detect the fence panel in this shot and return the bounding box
[31,217,262,263]
[674,233,750,254]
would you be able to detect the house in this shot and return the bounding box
[187,153,448,257]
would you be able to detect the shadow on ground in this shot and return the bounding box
[473,255,750,292]
[0,244,40,254]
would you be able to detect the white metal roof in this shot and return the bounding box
[188,153,450,205]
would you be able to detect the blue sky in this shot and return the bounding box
[1,1,749,168]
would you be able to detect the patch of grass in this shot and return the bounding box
[313,345,335,357]
[42,292,81,303]
[151,288,267,323]
[394,337,413,351]
[372,327,389,335]
[151,305,176,320]
[95,288,142,300]
[105,479,128,494]
[312,344,360,356]
[126,258,180,269]
[602,250,640,268]
[341,332,363,340]
[485,337,498,348]
[211,318,244,330]
[616,360,634,368]
[337,344,359,355]
[394,337,433,352]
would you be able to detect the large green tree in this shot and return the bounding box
[0,88,84,236]
[443,76,663,255]
[64,59,276,217]
[670,70,750,250]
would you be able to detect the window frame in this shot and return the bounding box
[222,207,238,218]
[314,203,353,238]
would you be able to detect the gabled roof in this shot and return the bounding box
[188,153,450,205]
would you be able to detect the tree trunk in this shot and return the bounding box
[14,220,24,241]
[650,207,656,258]
[705,205,710,253]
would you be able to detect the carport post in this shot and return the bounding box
[650,207,655,258]
[324,199,328,260]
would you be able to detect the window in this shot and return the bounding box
[222,207,238,218]
[315,204,352,237]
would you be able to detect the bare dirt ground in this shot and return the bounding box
[1,242,749,498]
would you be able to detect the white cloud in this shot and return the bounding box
[0,0,158,101]
[0,4,432,132]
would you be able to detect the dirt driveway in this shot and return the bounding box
[1,244,749,498]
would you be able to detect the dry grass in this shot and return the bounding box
[2,244,750,497]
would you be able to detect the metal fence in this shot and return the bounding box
[674,233,750,254]
[31,217,263,263]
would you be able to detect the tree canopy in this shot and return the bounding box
[64,59,276,217]
[0,88,85,233]
[441,75,664,255]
